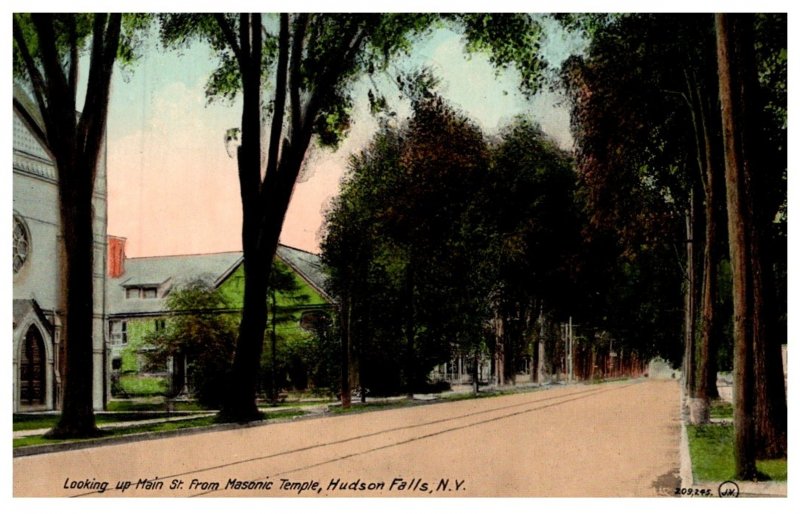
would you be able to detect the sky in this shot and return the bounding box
[101,16,584,257]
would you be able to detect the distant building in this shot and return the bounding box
[12,96,109,412]
[105,239,334,395]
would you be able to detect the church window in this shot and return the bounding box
[13,216,31,274]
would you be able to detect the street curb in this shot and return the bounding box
[679,390,694,488]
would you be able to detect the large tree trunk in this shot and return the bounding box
[340,295,352,408]
[696,97,723,404]
[404,266,416,398]
[689,78,724,422]
[219,14,373,422]
[14,13,122,438]
[716,14,756,478]
[494,312,505,385]
[722,13,786,461]
[221,14,267,422]
[715,13,787,478]
[682,189,697,397]
[50,177,100,437]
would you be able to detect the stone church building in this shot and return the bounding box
[12,95,109,413]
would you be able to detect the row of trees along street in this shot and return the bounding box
[320,94,661,400]
[13,13,785,480]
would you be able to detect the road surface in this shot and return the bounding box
[14,379,681,497]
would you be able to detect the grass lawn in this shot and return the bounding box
[709,400,733,419]
[116,375,168,396]
[13,416,218,449]
[106,399,206,412]
[13,409,307,449]
[13,412,197,432]
[688,423,787,481]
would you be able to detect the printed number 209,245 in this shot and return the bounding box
[674,487,713,497]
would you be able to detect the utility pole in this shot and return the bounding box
[537,306,545,385]
[568,317,574,382]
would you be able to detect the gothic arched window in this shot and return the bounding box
[13,216,31,274]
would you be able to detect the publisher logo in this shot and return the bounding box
[718,481,740,498]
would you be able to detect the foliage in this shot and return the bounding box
[322,95,492,394]
[560,14,716,367]
[157,12,556,420]
[143,281,238,409]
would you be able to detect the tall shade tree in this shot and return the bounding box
[159,13,548,421]
[13,13,126,438]
[484,119,583,384]
[563,13,785,467]
[715,13,787,478]
[561,14,699,380]
[321,95,493,397]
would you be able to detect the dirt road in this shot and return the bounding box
[14,379,681,497]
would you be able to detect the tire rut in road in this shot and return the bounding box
[69,381,637,497]
[189,382,637,497]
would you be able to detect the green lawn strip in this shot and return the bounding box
[688,423,787,482]
[106,399,205,412]
[117,376,169,396]
[13,409,307,449]
[13,417,217,449]
[709,400,733,419]
[13,412,201,432]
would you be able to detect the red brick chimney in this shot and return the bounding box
[107,236,127,278]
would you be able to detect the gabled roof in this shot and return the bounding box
[107,244,332,316]
[276,244,333,303]
[107,251,243,316]
[12,299,52,333]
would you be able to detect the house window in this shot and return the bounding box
[125,286,159,299]
[13,216,31,274]
[111,320,128,346]
[300,310,328,332]
[154,319,166,332]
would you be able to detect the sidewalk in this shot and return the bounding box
[13,403,328,439]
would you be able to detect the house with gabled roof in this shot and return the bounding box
[105,237,333,395]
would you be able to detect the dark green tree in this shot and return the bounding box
[561,15,693,373]
[144,281,238,409]
[484,119,582,384]
[322,95,493,396]
[561,14,732,414]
